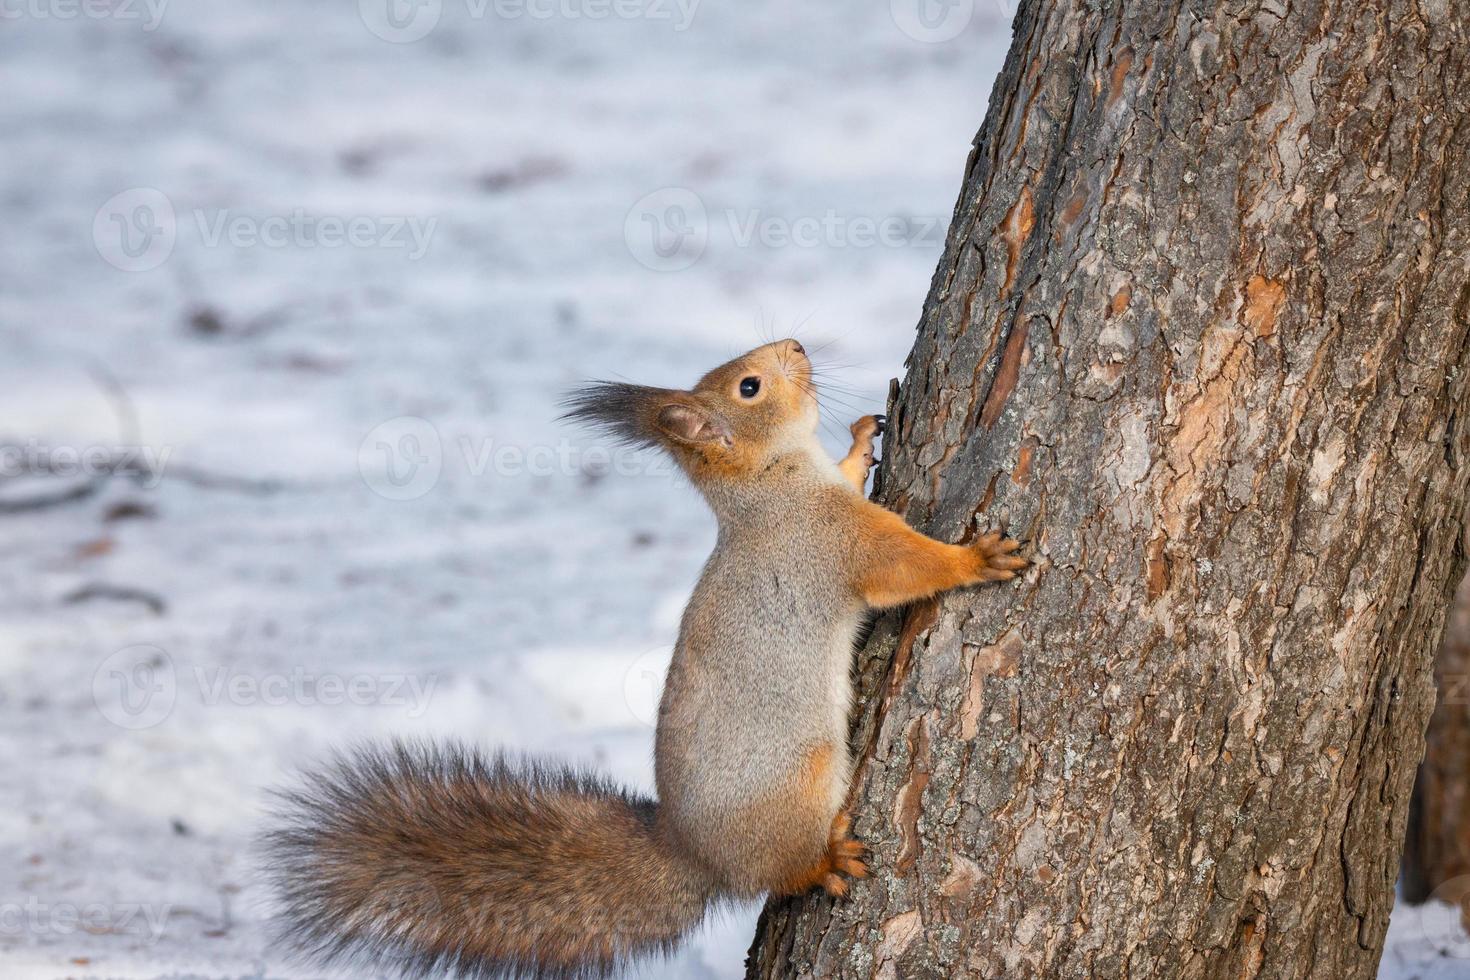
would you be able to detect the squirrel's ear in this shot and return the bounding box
[655,402,732,447]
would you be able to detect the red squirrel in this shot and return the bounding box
[264,340,1026,979]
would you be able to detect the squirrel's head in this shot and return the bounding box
[561,339,818,478]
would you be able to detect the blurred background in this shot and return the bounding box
[0,2,1455,977]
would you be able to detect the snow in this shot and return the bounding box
[0,3,1459,978]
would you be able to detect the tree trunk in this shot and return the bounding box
[1402,535,1470,911]
[747,0,1470,977]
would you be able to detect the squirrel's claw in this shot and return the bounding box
[848,414,883,440]
[972,531,1030,580]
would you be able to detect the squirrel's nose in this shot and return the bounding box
[785,339,805,355]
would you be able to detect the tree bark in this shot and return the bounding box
[748,1,1470,977]
[1402,536,1470,910]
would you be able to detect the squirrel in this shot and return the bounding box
[263,339,1026,979]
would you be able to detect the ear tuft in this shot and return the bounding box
[656,404,731,446]
[559,382,670,448]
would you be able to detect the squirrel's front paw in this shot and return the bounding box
[839,416,886,492]
[970,530,1028,582]
[849,414,885,443]
[848,415,885,463]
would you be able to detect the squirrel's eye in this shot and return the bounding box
[739,377,761,399]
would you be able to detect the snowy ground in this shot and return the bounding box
[0,2,1462,978]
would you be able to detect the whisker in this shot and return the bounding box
[810,391,877,421]
[801,321,867,358]
[794,367,872,406]
[753,309,774,348]
[807,375,869,395]
[820,408,854,444]
[808,381,874,403]
[820,399,874,419]
[805,383,872,408]
[791,310,818,343]
[808,361,868,376]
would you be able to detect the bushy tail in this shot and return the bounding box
[262,742,716,980]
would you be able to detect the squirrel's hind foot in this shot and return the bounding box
[771,810,869,899]
[821,811,869,898]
